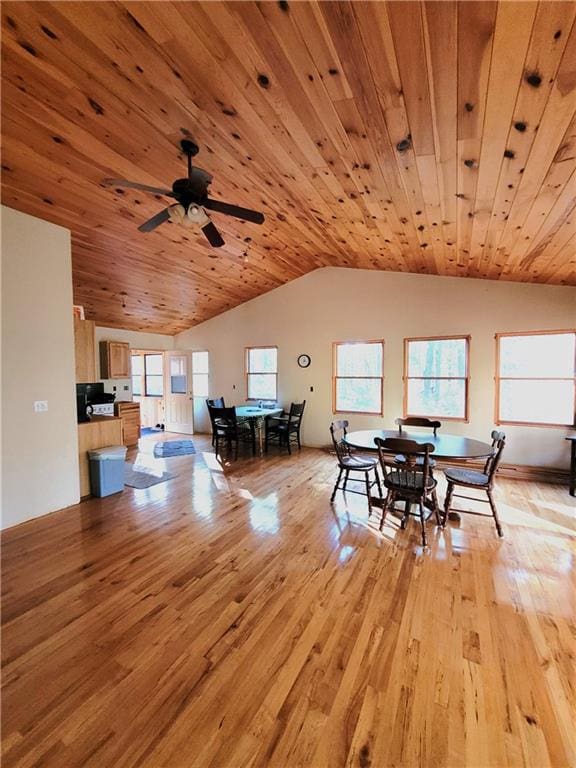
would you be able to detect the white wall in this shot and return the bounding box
[94,325,173,401]
[1,206,80,528]
[175,267,576,469]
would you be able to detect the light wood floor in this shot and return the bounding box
[2,433,575,768]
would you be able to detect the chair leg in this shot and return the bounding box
[342,469,350,492]
[431,489,441,526]
[487,489,504,537]
[379,490,394,531]
[364,471,372,517]
[297,430,301,450]
[443,483,454,526]
[401,500,411,529]
[419,501,427,547]
[373,467,382,498]
[287,433,291,455]
[331,468,343,502]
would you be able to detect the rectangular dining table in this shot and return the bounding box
[235,405,284,453]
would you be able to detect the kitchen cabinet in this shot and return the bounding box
[74,319,96,383]
[115,402,141,447]
[78,416,123,497]
[100,340,131,379]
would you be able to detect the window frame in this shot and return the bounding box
[143,353,164,398]
[245,345,278,402]
[403,335,470,423]
[332,339,385,416]
[191,350,209,399]
[494,329,576,428]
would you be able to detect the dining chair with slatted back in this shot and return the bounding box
[395,417,442,437]
[394,417,442,471]
[265,401,306,454]
[206,397,226,446]
[329,421,381,516]
[375,436,440,547]
[211,406,255,459]
[443,431,506,536]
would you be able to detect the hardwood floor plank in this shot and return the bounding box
[1,433,575,768]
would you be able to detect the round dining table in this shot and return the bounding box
[344,429,494,460]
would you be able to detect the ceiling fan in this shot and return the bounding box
[102,139,265,247]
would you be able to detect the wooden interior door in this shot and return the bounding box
[164,352,193,434]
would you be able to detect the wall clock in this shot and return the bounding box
[297,354,311,368]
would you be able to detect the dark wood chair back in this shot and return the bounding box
[210,406,237,431]
[395,417,441,437]
[330,420,351,464]
[287,400,306,426]
[483,431,506,482]
[375,437,435,490]
[207,397,225,409]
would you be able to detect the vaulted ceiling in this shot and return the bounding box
[1,1,575,334]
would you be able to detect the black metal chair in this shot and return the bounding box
[443,431,506,537]
[329,421,382,517]
[265,401,306,454]
[210,406,256,459]
[206,397,225,446]
[375,436,440,547]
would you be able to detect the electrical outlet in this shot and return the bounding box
[123,385,129,391]
[233,384,236,390]
[112,385,117,391]
[310,386,314,392]
[34,400,48,412]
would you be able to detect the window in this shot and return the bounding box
[144,354,164,397]
[333,341,384,414]
[404,336,469,420]
[246,346,277,401]
[131,354,143,396]
[169,356,187,395]
[496,331,576,426]
[192,351,209,398]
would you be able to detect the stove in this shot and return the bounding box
[90,402,115,417]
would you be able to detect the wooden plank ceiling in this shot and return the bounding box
[1,1,575,334]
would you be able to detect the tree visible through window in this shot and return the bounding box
[333,341,384,414]
[246,347,277,401]
[404,337,469,420]
[496,331,576,426]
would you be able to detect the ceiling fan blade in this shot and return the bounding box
[201,220,225,248]
[138,208,171,233]
[102,178,174,197]
[204,198,265,224]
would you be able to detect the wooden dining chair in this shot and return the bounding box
[375,436,440,547]
[329,421,382,517]
[211,406,256,459]
[443,431,506,537]
[396,417,442,437]
[206,397,226,446]
[395,417,442,469]
[265,401,306,454]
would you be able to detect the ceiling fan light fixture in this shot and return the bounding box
[168,203,186,224]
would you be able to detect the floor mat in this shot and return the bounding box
[153,440,196,458]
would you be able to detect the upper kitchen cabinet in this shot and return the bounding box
[74,319,96,383]
[100,340,131,379]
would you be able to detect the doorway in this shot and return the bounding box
[164,351,194,434]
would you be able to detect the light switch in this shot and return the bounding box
[34,400,48,412]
